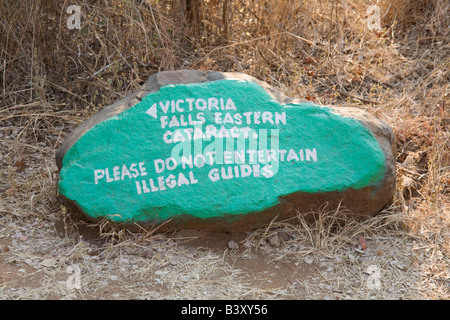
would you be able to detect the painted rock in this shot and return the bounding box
[56,70,395,232]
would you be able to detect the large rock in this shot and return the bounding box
[56,70,395,232]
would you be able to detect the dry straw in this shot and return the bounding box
[0,0,448,299]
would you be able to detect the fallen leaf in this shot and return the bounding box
[303,57,318,65]
[13,157,27,172]
[359,236,368,250]
[41,258,58,268]
[355,64,363,75]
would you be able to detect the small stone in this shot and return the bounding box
[145,248,153,259]
[154,270,167,276]
[242,238,252,248]
[118,257,129,264]
[268,234,281,247]
[348,254,356,264]
[169,259,178,266]
[305,256,314,264]
[278,231,290,241]
[228,240,239,250]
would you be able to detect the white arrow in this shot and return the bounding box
[146,103,157,118]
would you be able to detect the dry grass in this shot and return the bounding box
[0,0,448,299]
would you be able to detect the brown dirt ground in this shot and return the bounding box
[1,199,447,300]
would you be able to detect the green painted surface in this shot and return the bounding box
[58,80,386,223]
